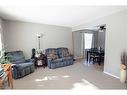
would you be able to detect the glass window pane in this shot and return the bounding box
[84,33,93,49]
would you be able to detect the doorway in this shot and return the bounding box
[73,24,106,71]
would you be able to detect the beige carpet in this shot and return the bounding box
[13,59,126,89]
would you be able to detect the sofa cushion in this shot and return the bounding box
[47,53,57,60]
[62,49,69,57]
[51,58,63,63]
[57,47,70,58]
[45,48,58,58]
[16,62,34,70]
[6,51,25,64]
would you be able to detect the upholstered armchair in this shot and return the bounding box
[45,47,74,69]
[5,51,35,79]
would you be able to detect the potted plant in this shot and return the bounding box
[0,54,10,64]
[0,50,10,64]
[120,51,127,83]
[0,50,10,78]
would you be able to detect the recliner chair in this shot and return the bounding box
[5,51,35,79]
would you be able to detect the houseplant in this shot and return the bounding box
[120,51,127,83]
[0,54,10,64]
[0,50,10,64]
[0,50,10,78]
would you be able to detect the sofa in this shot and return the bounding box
[45,47,74,69]
[5,51,35,79]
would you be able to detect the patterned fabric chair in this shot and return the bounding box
[45,47,74,69]
[5,51,35,79]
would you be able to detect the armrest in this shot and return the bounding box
[11,64,17,68]
[69,54,74,58]
[47,58,52,68]
[11,64,19,70]
[11,64,18,79]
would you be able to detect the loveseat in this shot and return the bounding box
[45,47,74,69]
[5,51,35,79]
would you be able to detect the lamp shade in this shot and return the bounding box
[36,33,43,37]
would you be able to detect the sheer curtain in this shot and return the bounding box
[81,32,85,58]
[91,33,94,48]
[81,32,94,58]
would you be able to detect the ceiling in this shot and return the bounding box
[0,6,127,27]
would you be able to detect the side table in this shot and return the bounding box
[34,54,47,68]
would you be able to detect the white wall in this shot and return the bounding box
[73,32,82,59]
[3,20,72,58]
[98,31,105,49]
[72,9,127,78]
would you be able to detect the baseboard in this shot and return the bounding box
[103,71,120,79]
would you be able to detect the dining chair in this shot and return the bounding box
[89,52,99,64]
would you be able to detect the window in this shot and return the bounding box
[84,33,93,49]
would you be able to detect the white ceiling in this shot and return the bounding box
[0,6,127,27]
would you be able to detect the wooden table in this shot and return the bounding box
[34,54,47,68]
[0,64,13,89]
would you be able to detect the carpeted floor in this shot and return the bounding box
[13,59,126,89]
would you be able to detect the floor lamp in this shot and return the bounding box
[36,33,43,49]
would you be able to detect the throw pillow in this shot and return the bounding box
[62,49,69,57]
[48,54,57,60]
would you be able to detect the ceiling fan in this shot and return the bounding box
[99,25,106,30]
[97,24,106,32]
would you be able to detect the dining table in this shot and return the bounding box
[86,49,104,65]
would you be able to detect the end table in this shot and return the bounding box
[34,54,47,68]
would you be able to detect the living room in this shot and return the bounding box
[0,0,127,94]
